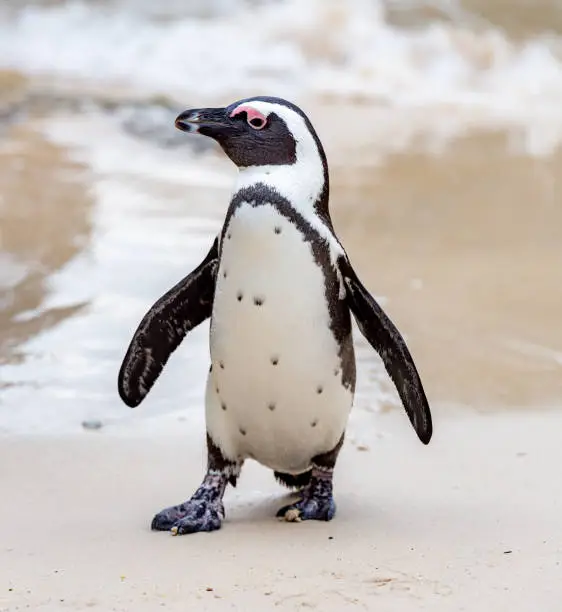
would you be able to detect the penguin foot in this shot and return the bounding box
[276,495,336,522]
[151,499,224,534]
[276,467,336,522]
[151,465,232,535]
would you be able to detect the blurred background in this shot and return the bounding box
[1,0,561,436]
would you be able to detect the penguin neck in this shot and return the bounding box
[233,155,330,222]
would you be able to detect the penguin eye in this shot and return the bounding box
[229,105,268,130]
[248,116,266,130]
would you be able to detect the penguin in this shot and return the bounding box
[118,96,432,535]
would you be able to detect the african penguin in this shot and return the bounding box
[118,96,432,535]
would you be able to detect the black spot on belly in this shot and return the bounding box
[239,427,247,436]
[220,186,357,395]
[223,270,228,279]
[334,368,340,377]
[274,226,282,234]
[271,356,279,366]
[227,232,231,239]
[253,297,264,306]
[268,402,276,411]
[221,402,227,411]
[219,361,225,369]
[311,419,318,428]
[316,386,323,394]
[237,292,243,301]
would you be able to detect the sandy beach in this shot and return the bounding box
[2,0,562,609]
[2,409,561,611]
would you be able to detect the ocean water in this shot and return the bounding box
[1,0,562,435]
[1,0,562,152]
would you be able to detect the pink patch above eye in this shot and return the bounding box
[229,105,267,125]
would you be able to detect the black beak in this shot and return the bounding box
[175,107,229,135]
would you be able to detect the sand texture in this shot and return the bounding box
[1,410,561,611]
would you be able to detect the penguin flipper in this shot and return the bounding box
[118,238,219,408]
[338,257,432,444]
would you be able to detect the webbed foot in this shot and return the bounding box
[276,495,336,522]
[152,499,224,534]
[276,465,336,522]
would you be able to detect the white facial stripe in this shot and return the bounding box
[233,101,324,206]
[232,101,344,265]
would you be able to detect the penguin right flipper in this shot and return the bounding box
[338,256,433,445]
[118,238,219,408]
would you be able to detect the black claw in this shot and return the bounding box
[151,503,190,531]
[276,503,294,518]
[151,511,181,531]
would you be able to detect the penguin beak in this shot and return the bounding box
[175,108,229,135]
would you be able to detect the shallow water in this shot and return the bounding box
[1,0,562,434]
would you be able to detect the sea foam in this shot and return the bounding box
[1,0,562,153]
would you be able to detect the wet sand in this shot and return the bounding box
[0,122,93,364]
[330,132,562,408]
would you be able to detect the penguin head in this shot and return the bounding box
[175,96,325,170]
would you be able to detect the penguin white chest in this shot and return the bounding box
[206,201,353,473]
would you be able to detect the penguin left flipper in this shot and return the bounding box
[338,256,433,444]
[118,238,219,408]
